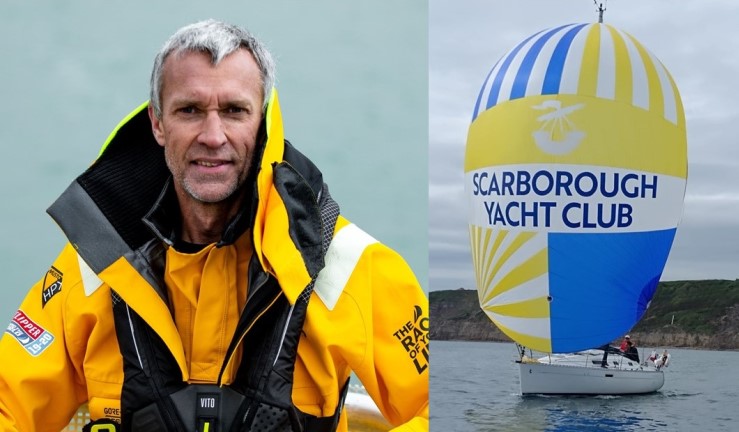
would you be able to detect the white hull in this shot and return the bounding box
[518,350,665,395]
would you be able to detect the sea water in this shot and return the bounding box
[430,340,738,431]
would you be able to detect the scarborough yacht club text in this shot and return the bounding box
[470,169,659,229]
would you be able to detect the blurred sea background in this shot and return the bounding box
[0,1,428,325]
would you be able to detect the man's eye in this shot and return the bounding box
[225,106,247,114]
[178,106,197,114]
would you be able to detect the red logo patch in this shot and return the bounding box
[5,310,55,356]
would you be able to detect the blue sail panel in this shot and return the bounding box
[547,229,676,353]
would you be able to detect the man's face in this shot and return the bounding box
[150,49,264,205]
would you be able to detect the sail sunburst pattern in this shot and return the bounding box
[469,225,552,351]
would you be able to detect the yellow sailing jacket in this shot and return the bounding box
[0,90,429,431]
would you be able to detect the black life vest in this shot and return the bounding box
[105,178,343,432]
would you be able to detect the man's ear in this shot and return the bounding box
[148,104,166,147]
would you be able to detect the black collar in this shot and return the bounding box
[142,177,252,249]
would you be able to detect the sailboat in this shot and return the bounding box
[517,345,666,395]
[464,19,687,395]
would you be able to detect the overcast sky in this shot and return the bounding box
[429,0,739,291]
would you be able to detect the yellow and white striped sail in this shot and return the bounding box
[465,23,687,353]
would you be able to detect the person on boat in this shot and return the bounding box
[655,349,670,370]
[0,20,428,431]
[619,334,631,352]
[598,343,612,367]
[624,340,640,362]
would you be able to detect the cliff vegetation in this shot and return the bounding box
[430,280,739,350]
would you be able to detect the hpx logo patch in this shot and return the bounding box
[41,266,63,308]
[5,310,55,356]
[392,305,429,374]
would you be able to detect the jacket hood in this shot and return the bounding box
[48,88,328,304]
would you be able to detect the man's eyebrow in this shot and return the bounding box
[169,97,200,107]
[223,99,254,107]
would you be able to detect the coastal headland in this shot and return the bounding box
[430,280,739,350]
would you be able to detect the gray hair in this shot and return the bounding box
[149,19,276,118]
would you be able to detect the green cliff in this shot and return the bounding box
[430,280,739,350]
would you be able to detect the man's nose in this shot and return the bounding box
[198,111,227,147]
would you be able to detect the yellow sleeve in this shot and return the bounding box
[344,242,429,431]
[0,244,88,431]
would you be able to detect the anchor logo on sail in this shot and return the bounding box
[532,100,585,155]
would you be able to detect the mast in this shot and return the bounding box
[593,0,607,23]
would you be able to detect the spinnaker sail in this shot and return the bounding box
[465,23,687,353]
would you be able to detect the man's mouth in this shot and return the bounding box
[194,160,227,167]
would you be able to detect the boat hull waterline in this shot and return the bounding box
[518,357,664,395]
